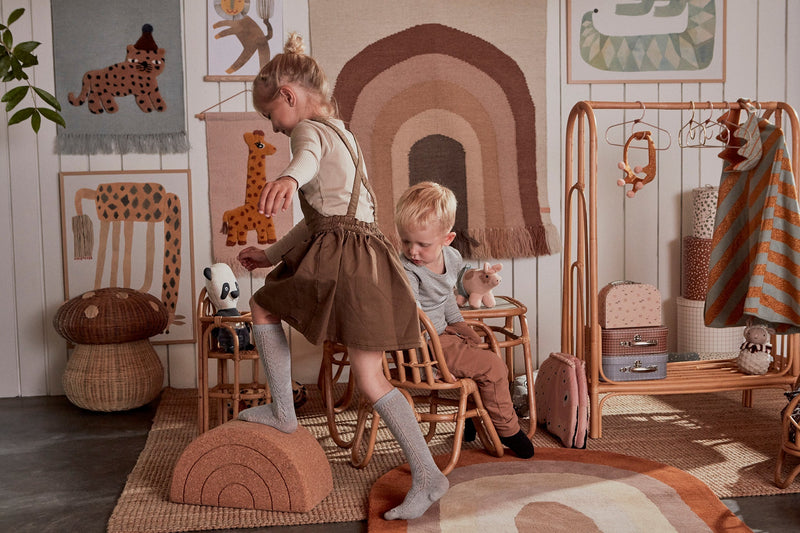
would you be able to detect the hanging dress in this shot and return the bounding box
[704,114,800,333]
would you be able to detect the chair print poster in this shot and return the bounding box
[59,170,196,344]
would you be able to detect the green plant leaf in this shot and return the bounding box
[40,107,65,127]
[16,50,37,68]
[14,40,39,55]
[7,8,25,27]
[3,28,12,49]
[33,87,61,111]
[2,85,28,111]
[8,106,34,126]
[30,110,41,132]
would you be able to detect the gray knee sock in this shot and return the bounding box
[373,388,449,521]
[237,323,297,433]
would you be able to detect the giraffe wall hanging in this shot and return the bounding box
[201,112,292,274]
[59,170,196,344]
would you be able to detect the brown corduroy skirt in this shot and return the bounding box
[253,215,421,351]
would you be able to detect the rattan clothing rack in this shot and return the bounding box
[561,100,800,438]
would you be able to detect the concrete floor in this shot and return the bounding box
[1,394,798,533]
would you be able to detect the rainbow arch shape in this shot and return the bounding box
[169,420,332,511]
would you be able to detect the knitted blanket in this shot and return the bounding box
[705,119,800,333]
[51,0,188,154]
[308,0,559,259]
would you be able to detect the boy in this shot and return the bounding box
[394,181,534,458]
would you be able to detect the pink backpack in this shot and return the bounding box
[535,352,589,448]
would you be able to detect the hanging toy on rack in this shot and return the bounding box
[617,130,656,198]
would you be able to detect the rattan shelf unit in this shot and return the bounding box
[197,288,270,433]
[562,100,800,438]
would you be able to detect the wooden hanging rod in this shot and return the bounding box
[582,100,786,112]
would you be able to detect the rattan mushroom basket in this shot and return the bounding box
[54,288,168,411]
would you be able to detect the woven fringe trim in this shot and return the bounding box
[56,131,191,155]
[72,214,94,260]
[466,223,561,259]
[386,223,561,260]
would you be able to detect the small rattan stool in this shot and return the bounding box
[54,288,167,412]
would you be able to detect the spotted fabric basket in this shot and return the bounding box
[692,185,719,239]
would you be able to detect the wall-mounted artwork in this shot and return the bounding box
[206,0,284,81]
[202,112,293,272]
[308,0,560,260]
[51,0,189,154]
[59,170,196,344]
[567,0,726,83]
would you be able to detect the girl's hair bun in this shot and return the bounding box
[284,32,305,55]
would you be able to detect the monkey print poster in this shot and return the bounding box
[206,0,284,81]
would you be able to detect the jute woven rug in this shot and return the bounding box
[107,386,799,532]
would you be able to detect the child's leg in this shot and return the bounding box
[237,298,297,433]
[439,334,534,458]
[349,348,449,521]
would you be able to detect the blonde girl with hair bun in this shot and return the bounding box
[236,33,449,521]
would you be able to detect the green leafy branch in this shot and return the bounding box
[0,7,64,132]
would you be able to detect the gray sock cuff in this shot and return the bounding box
[373,388,402,412]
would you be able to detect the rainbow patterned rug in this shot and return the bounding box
[368,448,750,532]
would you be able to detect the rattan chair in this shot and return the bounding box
[775,387,800,488]
[350,308,504,475]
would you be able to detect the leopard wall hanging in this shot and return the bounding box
[69,24,167,114]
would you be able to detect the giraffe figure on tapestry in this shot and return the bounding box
[71,182,183,328]
[221,129,278,246]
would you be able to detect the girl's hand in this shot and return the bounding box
[258,176,297,217]
[238,246,272,271]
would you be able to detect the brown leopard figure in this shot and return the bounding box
[68,24,167,114]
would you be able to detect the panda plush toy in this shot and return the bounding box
[203,263,254,353]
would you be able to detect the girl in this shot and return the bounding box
[236,33,448,521]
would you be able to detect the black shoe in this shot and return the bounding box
[500,430,535,458]
[463,418,477,442]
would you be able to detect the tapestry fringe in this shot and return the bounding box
[56,132,191,155]
[72,214,94,260]
[385,224,561,260]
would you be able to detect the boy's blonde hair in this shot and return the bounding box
[252,32,336,118]
[395,182,457,234]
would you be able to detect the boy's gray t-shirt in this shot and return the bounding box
[401,246,465,335]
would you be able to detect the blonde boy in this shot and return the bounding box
[394,182,534,458]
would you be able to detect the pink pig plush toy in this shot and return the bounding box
[456,262,502,308]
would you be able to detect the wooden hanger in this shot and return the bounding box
[604,101,672,150]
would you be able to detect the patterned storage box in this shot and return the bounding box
[676,297,744,353]
[681,235,713,300]
[692,185,719,239]
[598,281,662,329]
[601,352,668,381]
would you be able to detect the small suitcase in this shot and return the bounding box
[601,352,668,381]
[601,326,668,356]
[600,326,668,381]
[535,352,588,448]
[598,281,662,328]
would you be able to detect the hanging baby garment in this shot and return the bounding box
[704,117,800,333]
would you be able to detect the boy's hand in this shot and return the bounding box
[259,176,297,217]
[446,321,483,347]
[238,246,272,271]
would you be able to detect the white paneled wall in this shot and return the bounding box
[1,0,797,397]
